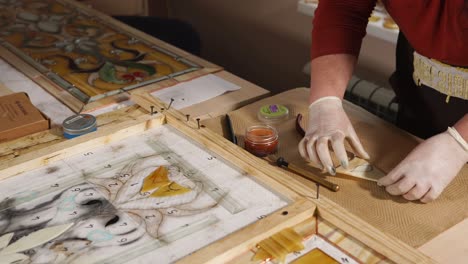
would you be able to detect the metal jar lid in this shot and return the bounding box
[62,114,97,137]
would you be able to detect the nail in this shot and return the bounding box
[196,118,201,129]
[186,114,190,122]
[167,98,174,110]
[328,166,336,175]
[150,106,154,115]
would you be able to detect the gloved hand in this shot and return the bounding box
[377,128,468,203]
[298,96,370,175]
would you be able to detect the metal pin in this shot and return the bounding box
[316,183,320,199]
[186,114,190,122]
[196,118,201,129]
[150,106,154,115]
[167,98,175,110]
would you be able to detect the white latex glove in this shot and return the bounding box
[377,128,468,203]
[298,96,370,175]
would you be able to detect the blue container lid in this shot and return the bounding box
[62,114,97,138]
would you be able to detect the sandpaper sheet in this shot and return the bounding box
[205,88,468,247]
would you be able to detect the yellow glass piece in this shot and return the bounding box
[150,182,191,197]
[252,228,304,263]
[291,248,339,264]
[272,228,304,252]
[258,239,288,264]
[251,247,272,261]
[141,166,170,193]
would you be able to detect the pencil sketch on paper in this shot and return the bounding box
[0,125,288,263]
[0,156,221,263]
[0,0,200,103]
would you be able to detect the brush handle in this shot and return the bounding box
[277,157,340,192]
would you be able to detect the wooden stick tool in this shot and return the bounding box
[275,156,340,192]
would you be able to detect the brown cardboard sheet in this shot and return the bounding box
[208,87,468,247]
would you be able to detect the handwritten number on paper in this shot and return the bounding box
[293,251,301,256]
[130,183,139,187]
[167,209,178,215]
[207,156,216,160]
[145,215,156,219]
[72,188,81,192]
[120,222,127,226]
[70,211,78,216]
[141,192,151,196]
[83,152,93,156]
[257,215,267,220]
[32,216,40,220]
[341,258,349,263]
[118,238,127,243]
[86,224,94,228]
[108,183,118,187]
[104,164,112,168]
[51,184,59,187]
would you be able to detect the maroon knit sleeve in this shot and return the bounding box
[311,0,377,60]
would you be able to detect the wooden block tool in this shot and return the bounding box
[296,114,384,182]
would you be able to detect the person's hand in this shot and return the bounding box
[298,96,370,175]
[377,128,468,203]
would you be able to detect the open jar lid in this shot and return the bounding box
[257,104,289,123]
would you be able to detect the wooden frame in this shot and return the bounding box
[0,0,222,113]
[0,98,313,263]
[0,93,435,263]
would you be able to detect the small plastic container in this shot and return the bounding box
[257,104,289,124]
[244,124,279,157]
[62,114,97,139]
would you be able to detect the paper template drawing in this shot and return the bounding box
[0,125,287,264]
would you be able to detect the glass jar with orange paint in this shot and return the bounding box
[244,124,279,157]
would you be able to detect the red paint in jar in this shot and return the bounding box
[244,125,279,157]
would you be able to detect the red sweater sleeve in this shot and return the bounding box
[311,0,376,60]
